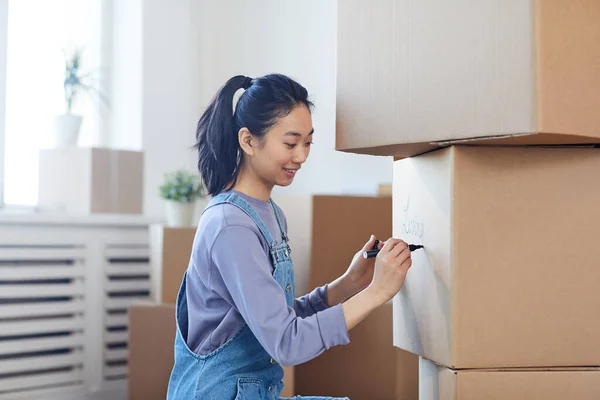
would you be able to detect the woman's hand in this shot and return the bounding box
[326,235,383,306]
[340,237,413,331]
[366,238,413,303]
[342,235,384,296]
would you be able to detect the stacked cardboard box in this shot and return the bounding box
[149,224,197,303]
[128,303,176,400]
[392,147,600,398]
[128,225,197,400]
[419,358,600,400]
[297,196,418,400]
[336,0,600,398]
[336,0,600,158]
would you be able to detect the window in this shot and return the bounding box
[3,0,102,206]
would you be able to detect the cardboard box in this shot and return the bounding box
[309,195,394,289]
[392,146,600,369]
[419,357,600,400]
[128,303,295,399]
[149,224,196,303]
[129,303,176,400]
[282,365,295,397]
[297,195,418,399]
[296,304,418,400]
[336,0,600,157]
[38,147,144,214]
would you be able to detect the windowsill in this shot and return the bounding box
[0,204,38,214]
[0,205,162,227]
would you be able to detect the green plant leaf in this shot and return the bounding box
[158,169,206,203]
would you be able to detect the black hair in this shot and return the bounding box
[195,73,314,196]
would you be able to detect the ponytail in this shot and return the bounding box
[195,73,313,196]
[196,76,251,196]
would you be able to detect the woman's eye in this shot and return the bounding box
[306,141,314,146]
[285,143,296,149]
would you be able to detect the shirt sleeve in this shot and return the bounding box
[209,224,350,366]
[294,285,331,318]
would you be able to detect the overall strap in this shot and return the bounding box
[209,192,276,248]
[206,192,232,207]
[269,198,288,243]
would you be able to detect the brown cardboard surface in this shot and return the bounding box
[336,0,600,157]
[281,366,294,398]
[149,225,196,303]
[92,148,144,214]
[396,348,420,400]
[128,303,176,400]
[296,305,418,400]
[393,146,600,369]
[536,0,600,137]
[300,196,418,399]
[420,358,600,400]
[309,195,393,289]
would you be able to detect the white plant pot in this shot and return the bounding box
[165,200,197,227]
[53,114,83,147]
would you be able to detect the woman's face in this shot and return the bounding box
[247,104,314,188]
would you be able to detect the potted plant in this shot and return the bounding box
[159,169,207,227]
[54,47,108,147]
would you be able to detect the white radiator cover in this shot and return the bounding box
[0,213,153,400]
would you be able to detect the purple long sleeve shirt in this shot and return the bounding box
[185,190,350,366]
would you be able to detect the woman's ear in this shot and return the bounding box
[238,127,254,156]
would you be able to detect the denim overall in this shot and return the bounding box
[167,192,349,400]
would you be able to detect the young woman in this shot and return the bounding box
[166,74,413,400]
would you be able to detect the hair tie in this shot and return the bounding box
[242,77,253,90]
[233,77,253,115]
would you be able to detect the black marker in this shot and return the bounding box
[363,242,423,259]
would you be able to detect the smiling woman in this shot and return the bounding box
[167,73,413,400]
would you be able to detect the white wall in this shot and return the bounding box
[105,0,199,216]
[194,0,393,198]
[104,0,143,151]
[141,0,199,218]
